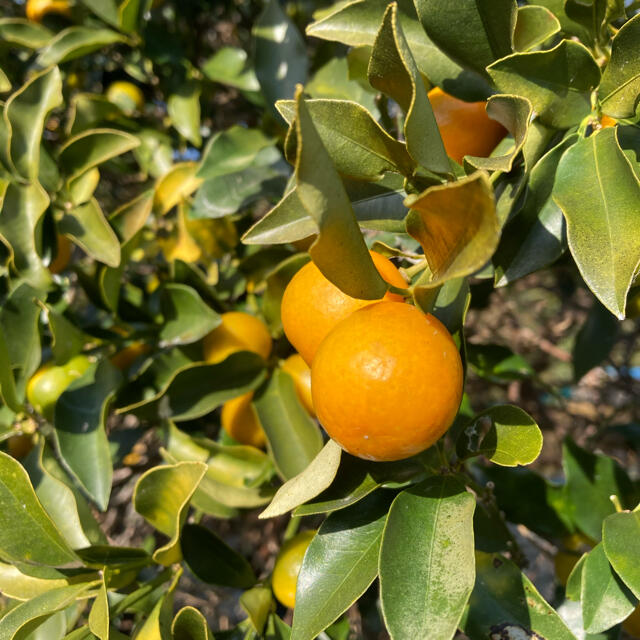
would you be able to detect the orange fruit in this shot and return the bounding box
[272,530,315,609]
[26,0,71,22]
[624,605,640,638]
[311,301,463,461]
[600,114,617,128]
[203,312,272,364]
[427,87,507,164]
[110,342,150,371]
[7,434,35,459]
[49,234,72,274]
[221,392,266,448]
[282,354,314,417]
[106,81,145,114]
[281,251,407,365]
[554,533,591,586]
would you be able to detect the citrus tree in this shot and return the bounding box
[0,0,639,638]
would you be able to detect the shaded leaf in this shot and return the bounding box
[0,19,53,48]
[172,606,214,640]
[573,299,619,381]
[513,5,561,51]
[168,81,202,147]
[35,27,127,68]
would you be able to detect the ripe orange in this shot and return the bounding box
[203,312,272,364]
[624,605,640,638]
[110,342,150,371]
[282,354,314,416]
[281,251,407,365]
[427,87,507,164]
[26,0,71,22]
[49,234,72,274]
[106,81,145,115]
[311,302,463,461]
[221,392,266,448]
[272,530,316,609]
[600,114,617,128]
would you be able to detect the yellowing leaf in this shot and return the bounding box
[154,163,204,215]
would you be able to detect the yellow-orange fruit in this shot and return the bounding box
[281,251,407,365]
[26,0,71,22]
[7,434,35,459]
[221,392,266,448]
[110,342,150,371]
[311,302,463,461]
[203,312,272,364]
[106,81,145,114]
[427,87,507,164]
[49,235,72,274]
[600,115,617,128]
[272,530,315,609]
[282,354,314,416]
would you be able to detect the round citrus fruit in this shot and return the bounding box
[26,0,71,22]
[27,355,91,420]
[554,533,591,586]
[110,342,150,371]
[427,87,507,164]
[221,392,266,448]
[624,605,640,638]
[600,114,617,128]
[272,530,315,609]
[311,301,463,461]
[281,251,406,365]
[203,312,272,364]
[49,234,72,274]
[282,354,314,416]
[106,81,145,114]
[7,434,35,459]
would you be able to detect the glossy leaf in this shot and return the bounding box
[58,198,121,268]
[0,563,93,601]
[573,299,619,380]
[0,19,53,48]
[201,46,260,92]
[581,543,636,634]
[368,3,448,174]
[599,14,640,118]
[603,510,640,599]
[413,0,516,75]
[380,477,475,640]
[253,0,307,108]
[553,128,640,319]
[172,606,214,640]
[253,369,323,480]
[4,66,62,181]
[291,493,390,640]
[240,587,272,635]
[259,440,342,519]
[133,461,206,566]
[35,27,127,68]
[465,95,532,172]
[158,284,220,347]
[88,579,109,640]
[462,552,578,639]
[168,81,202,147]
[154,162,203,215]
[55,359,122,511]
[44,305,85,366]
[487,40,600,128]
[293,87,386,299]
[0,451,77,566]
[180,524,255,589]
[514,5,561,51]
[406,172,499,287]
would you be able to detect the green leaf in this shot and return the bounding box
[462,552,578,639]
[88,579,109,640]
[291,492,390,640]
[66,93,124,137]
[201,46,260,92]
[68,168,100,206]
[75,545,150,570]
[172,606,214,640]
[0,327,21,412]
[467,343,534,382]
[118,0,143,33]
[3,66,62,181]
[168,81,202,147]
[458,405,542,467]
[581,543,636,634]
[368,3,448,174]
[487,40,601,128]
[562,438,635,541]
[79,0,119,27]
[0,451,77,566]
[58,198,121,268]
[253,0,307,107]
[253,369,323,480]
[293,87,387,300]
[180,524,255,589]
[307,0,492,102]
[35,27,127,68]
[573,299,619,381]
[277,98,414,179]
[599,14,640,118]
[0,69,9,94]
[0,583,95,640]
[133,461,206,566]
[109,190,153,243]
[413,0,516,75]
[465,95,532,172]
[55,359,122,511]
[493,135,575,287]
[513,5,561,51]
[423,277,471,336]
[552,128,640,319]
[259,440,342,519]
[603,510,640,599]
[159,284,220,347]
[0,19,53,48]
[406,172,499,287]
[0,562,94,601]
[43,305,86,366]
[566,552,587,601]
[240,587,272,635]
[380,477,475,640]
